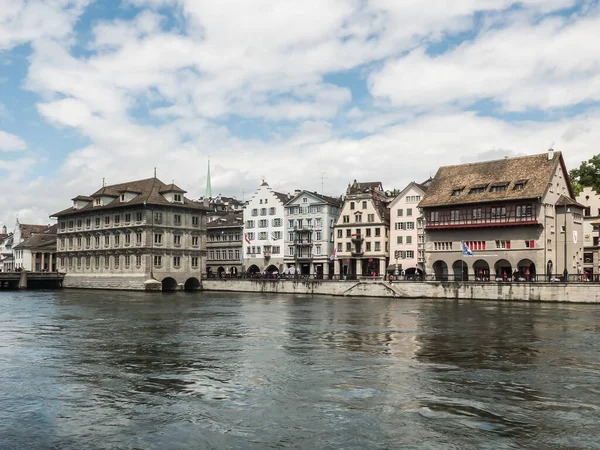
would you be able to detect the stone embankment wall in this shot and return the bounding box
[202,279,600,303]
[63,274,154,290]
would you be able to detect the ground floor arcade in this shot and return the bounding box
[428,256,544,281]
[333,257,388,279]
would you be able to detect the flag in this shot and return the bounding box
[240,250,244,263]
[244,234,251,244]
[330,248,337,260]
[461,241,474,256]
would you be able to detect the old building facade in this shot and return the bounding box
[388,181,429,278]
[52,177,210,290]
[206,212,243,278]
[242,182,291,275]
[575,186,600,279]
[333,181,390,279]
[419,151,584,281]
[283,190,341,278]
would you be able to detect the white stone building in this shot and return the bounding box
[242,182,292,275]
[51,177,210,290]
[284,190,341,278]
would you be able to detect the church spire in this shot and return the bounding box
[205,157,212,199]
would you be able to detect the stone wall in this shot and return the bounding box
[202,279,600,303]
[63,274,157,290]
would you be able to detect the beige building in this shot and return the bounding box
[333,181,390,279]
[51,177,210,291]
[419,150,584,281]
[388,181,429,278]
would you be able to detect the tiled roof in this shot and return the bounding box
[419,152,569,208]
[52,177,210,217]
[556,195,585,208]
[159,183,186,194]
[273,191,293,205]
[346,180,384,195]
[207,212,243,228]
[284,190,342,207]
[20,224,52,238]
[13,225,57,250]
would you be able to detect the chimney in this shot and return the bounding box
[294,189,301,196]
[548,148,554,160]
[1,225,6,234]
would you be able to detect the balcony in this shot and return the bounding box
[294,239,312,246]
[351,250,364,257]
[351,234,364,242]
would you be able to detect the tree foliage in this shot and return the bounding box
[569,155,600,196]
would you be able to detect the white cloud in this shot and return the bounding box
[0,130,27,151]
[369,8,600,111]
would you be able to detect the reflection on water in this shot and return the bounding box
[1,291,599,449]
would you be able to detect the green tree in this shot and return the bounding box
[569,154,600,196]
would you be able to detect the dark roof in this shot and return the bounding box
[346,180,384,195]
[284,190,342,207]
[206,212,243,229]
[52,178,210,217]
[159,183,186,194]
[556,195,585,209]
[419,152,570,208]
[14,225,57,250]
[71,195,94,202]
[20,224,52,238]
[273,191,293,205]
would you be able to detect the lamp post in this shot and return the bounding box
[563,205,570,282]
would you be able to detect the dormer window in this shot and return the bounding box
[490,183,508,193]
[469,187,485,194]
[514,180,528,191]
[120,194,126,202]
[452,189,463,196]
[94,198,102,206]
[174,194,182,203]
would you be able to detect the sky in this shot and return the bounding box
[1,0,600,226]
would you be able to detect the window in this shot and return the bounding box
[397,209,403,217]
[407,208,413,216]
[366,228,371,237]
[174,194,182,203]
[173,256,181,267]
[350,202,355,210]
[259,219,268,228]
[104,216,110,225]
[525,240,535,248]
[94,256,100,268]
[495,240,511,249]
[192,216,199,226]
[246,220,255,228]
[272,218,282,227]
[104,235,109,246]
[397,236,403,244]
[68,220,74,229]
[491,184,507,192]
[343,215,350,223]
[406,236,412,244]
[465,241,486,251]
[346,242,351,251]
[585,207,591,216]
[173,235,181,245]
[136,232,142,244]
[94,236,100,247]
[367,214,375,222]
[60,221,66,230]
[94,198,101,206]
[192,236,199,246]
[260,208,267,216]
[76,219,82,228]
[362,201,367,209]
[469,187,486,194]
[355,213,362,223]
[125,213,131,223]
[114,234,120,246]
[136,255,142,267]
[136,212,143,222]
[406,195,421,203]
[366,242,371,251]
[514,181,527,190]
[337,243,342,251]
[174,214,181,225]
[433,242,453,251]
[191,256,198,268]
[154,234,163,244]
[337,229,342,238]
[85,236,91,248]
[251,208,258,216]
[259,232,267,240]
[406,250,414,259]
[269,207,276,215]
[114,215,120,224]
[153,255,162,267]
[374,242,380,251]
[452,189,463,196]
[85,256,91,267]
[125,255,130,267]
[406,222,414,230]
[125,233,131,245]
[375,228,381,237]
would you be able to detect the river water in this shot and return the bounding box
[1,290,599,449]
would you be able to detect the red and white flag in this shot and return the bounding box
[244,234,251,244]
[330,248,337,261]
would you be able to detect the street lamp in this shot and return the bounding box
[563,205,570,282]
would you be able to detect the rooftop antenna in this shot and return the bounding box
[102,178,105,187]
[154,167,157,178]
